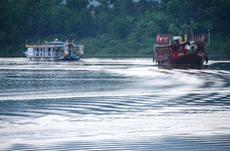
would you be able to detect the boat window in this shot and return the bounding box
[40,48,43,56]
[36,49,39,56]
[48,48,51,56]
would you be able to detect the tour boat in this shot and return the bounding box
[153,29,209,66]
[24,39,84,61]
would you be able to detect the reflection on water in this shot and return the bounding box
[0,57,230,151]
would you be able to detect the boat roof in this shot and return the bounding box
[26,40,84,48]
[26,44,84,48]
[47,41,65,45]
[26,44,64,48]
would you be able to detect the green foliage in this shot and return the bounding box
[0,0,230,56]
[107,17,131,38]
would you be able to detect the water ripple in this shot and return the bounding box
[0,58,230,150]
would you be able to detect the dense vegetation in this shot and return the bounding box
[1,0,230,56]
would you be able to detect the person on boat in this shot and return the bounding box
[173,36,180,44]
[204,51,209,63]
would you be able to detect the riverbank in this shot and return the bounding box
[1,33,230,60]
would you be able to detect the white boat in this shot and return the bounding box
[24,39,84,61]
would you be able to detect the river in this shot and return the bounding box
[0,57,230,151]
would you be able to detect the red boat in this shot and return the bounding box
[153,30,209,66]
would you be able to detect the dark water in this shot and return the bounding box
[0,57,230,151]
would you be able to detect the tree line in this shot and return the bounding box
[1,0,230,55]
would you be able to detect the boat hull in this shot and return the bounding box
[169,54,204,66]
[28,57,60,61]
[155,54,205,66]
[26,56,83,61]
[61,53,84,60]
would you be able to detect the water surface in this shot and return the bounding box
[0,57,230,150]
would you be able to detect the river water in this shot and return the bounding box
[0,57,230,151]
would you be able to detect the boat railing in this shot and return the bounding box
[156,34,171,45]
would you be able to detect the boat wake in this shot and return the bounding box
[0,58,230,151]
